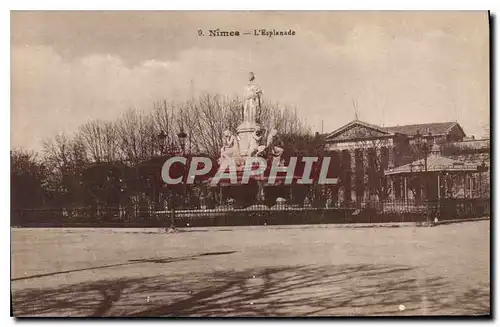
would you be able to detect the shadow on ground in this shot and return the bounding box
[12,263,490,317]
[12,251,238,282]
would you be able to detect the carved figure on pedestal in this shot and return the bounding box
[254,128,284,162]
[219,130,239,164]
[248,125,264,157]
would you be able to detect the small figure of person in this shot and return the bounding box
[325,197,333,209]
[303,196,312,208]
[199,193,207,210]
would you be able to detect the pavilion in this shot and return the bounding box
[384,142,484,201]
[384,142,488,218]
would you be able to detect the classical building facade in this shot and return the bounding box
[323,120,489,206]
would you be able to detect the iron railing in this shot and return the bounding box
[11,198,490,228]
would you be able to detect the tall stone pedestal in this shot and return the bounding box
[237,121,260,156]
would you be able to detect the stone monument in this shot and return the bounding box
[217,72,284,163]
[211,72,285,207]
[237,72,263,156]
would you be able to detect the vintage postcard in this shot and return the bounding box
[10,11,490,317]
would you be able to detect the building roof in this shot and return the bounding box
[448,139,490,151]
[384,122,459,136]
[324,120,395,142]
[325,120,466,144]
[385,153,479,175]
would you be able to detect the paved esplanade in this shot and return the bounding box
[11,221,489,316]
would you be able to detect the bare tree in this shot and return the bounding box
[152,100,181,154]
[150,94,311,158]
[42,132,90,205]
[259,101,311,136]
[11,148,44,176]
[174,94,241,157]
[115,109,156,164]
[79,120,119,163]
[11,149,47,209]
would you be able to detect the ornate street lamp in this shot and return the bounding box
[414,130,432,172]
[177,129,187,155]
[158,130,167,155]
[177,128,188,208]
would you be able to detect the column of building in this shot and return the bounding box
[335,150,348,207]
[387,145,399,200]
[350,149,358,205]
[341,149,352,206]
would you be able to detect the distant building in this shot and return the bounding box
[323,120,489,206]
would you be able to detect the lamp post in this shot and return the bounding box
[415,131,433,221]
[157,130,175,231]
[156,131,168,213]
[414,131,432,172]
[158,130,167,155]
[177,129,187,155]
[165,128,188,232]
[177,128,188,208]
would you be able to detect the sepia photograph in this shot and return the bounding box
[10,10,491,317]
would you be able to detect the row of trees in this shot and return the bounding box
[11,93,314,210]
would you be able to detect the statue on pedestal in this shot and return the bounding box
[237,72,263,156]
[243,72,262,124]
[217,73,284,164]
[211,72,294,209]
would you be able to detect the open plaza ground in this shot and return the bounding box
[11,220,490,317]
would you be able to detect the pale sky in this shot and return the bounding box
[11,11,490,150]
